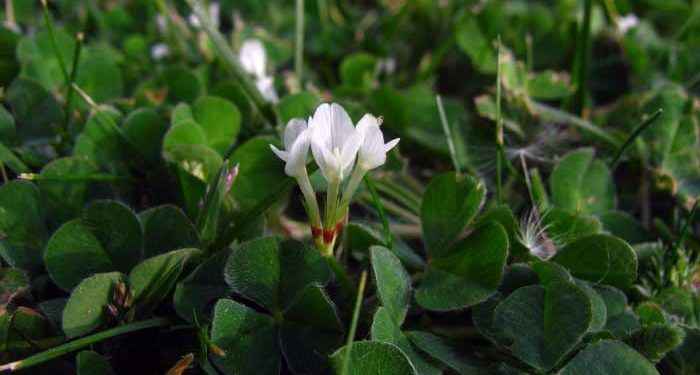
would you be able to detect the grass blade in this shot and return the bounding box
[609,109,663,170]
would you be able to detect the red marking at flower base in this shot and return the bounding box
[323,229,335,244]
[311,226,323,239]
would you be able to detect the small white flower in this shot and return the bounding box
[150,43,170,60]
[309,103,363,182]
[188,1,220,30]
[238,39,267,79]
[255,75,279,104]
[617,14,639,34]
[270,119,310,178]
[270,119,322,227]
[355,114,399,171]
[156,15,168,34]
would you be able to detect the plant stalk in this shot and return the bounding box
[339,271,367,375]
[0,317,173,372]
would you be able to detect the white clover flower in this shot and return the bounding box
[255,75,279,104]
[270,119,310,178]
[150,43,170,60]
[309,103,363,183]
[156,15,168,34]
[238,39,279,103]
[238,39,267,78]
[188,1,220,30]
[340,114,399,205]
[270,119,321,227]
[617,14,639,34]
[355,114,400,171]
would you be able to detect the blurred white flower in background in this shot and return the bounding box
[238,38,279,103]
[617,14,639,34]
[150,43,171,60]
[188,1,220,29]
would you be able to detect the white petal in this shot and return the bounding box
[284,131,310,177]
[283,119,307,150]
[255,75,279,103]
[355,114,379,137]
[270,144,289,162]
[384,138,400,152]
[238,39,267,78]
[329,103,355,151]
[309,103,332,148]
[339,132,362,178]
[311,138,340,181]
[358,126,386,170]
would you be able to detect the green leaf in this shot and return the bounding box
[229,136,286,210]
[163,119,208,150]
[280,284,343,375]
[626,324,685,363]
[527,71,571,100]
[339,52,377,94]
[421,172,485,255]
[370,246,410,325]
[600,211,651,245]
[0,142,28,173]
[0,268,29,308]
[76,350,115,375]
[173,249,231,323]
[541,208,602,244]
[38,157,98,227]
[140,204,200,258]
[1,307,61,360]
[551,234,637,287]
[455,18,497,74]
[576,279,607,332]
[550,149,616,216]
[370,308,440,375]
[406,331,480,374]
[416,222,508,311]
[636,302,666,326]
[16,29,74,90]
[192,95,242,155]
[0,180,47,274]
[654,287,698,325]
[76,52,124,103]
[493,281,592,371]
[158,65,202,104]
[666,326,700,374]
[129,248,201,315]
[210,299,280,375]
[121,108,167,165]
[62,272,125,338]
[6,77,63,142]
[224,237,331,311]
[82,200,142,272]
[277,91,321,124]
[330,341,417,375]
[559,340,658,375]
[45,219,119,291]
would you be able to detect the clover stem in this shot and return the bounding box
[0,317,173,372]
[340,166,367,207]
[296,169,321,227]
[325,178,340,229]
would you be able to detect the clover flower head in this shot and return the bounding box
[309,103,363,182]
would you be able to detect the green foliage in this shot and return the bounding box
[0,1,697,373]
